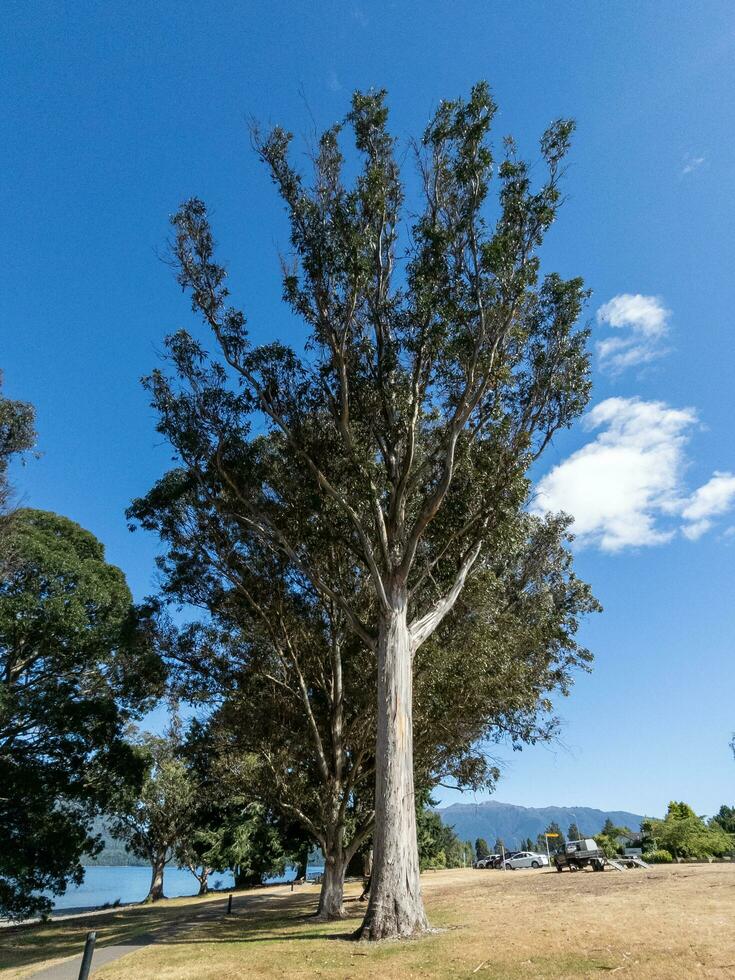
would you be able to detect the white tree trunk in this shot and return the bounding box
[357,589,428,940]
[316,842,346,920]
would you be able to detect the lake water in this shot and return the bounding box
[48,864,324,913]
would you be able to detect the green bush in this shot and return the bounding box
[642,849,673,863]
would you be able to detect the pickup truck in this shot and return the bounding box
[553,838,606,872]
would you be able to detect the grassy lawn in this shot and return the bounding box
[2,864,734,978]
[0,889,236,979]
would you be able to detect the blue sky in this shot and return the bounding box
[3,0,734,819]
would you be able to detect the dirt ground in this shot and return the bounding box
[415,862,735,978]
[3,863,734,979]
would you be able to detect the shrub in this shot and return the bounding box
[643,849,673,863]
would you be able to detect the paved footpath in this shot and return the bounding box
[28,899,227,980]
[28,886,305,979]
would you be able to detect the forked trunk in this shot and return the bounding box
[195,866,211,895]
[357,590,428,940]
[316,843,347,920]
[146,852,166,902]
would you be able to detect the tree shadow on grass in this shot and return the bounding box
[1,905,192,974]
[0,890,373,973]
[144,893,372,948]
[0,892,309,973]
[165,895,364,946]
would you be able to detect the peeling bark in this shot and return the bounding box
[357,590,428,940]
[145,852,167,902]
[316,845,347,920]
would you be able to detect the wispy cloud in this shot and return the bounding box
[596,294,670,375]
[533,398,735,552]
[682,154,705,176]
[326,70,342,93]
[680,472,735,540]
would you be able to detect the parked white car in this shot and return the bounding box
[503,851,549,869]
[474,854,500,869]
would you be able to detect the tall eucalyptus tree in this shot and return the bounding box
[140,82,591,938]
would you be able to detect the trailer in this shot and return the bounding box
[554,839,606,872]
[554,839,650,872]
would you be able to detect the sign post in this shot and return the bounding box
[544,832,559,864]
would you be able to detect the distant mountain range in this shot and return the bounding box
[435,800,644,848]
[83,802,645,866]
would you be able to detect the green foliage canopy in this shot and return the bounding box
[0,509,163,918]
[0,374,36,577]
[106,730,199,901]
[642,801,733,860]
[416,801,472,871]
[711,804,735,835]
[134,81,594,937]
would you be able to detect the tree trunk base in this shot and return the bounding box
[313,908,349,922]
[352,914,431,942]
[354,893,430,941]
[143,892,166,904]
[315,852,347,921]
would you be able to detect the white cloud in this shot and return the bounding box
[680,472,735,539]
[682,154,705,175]
[596,294,670,374]
[681,519,710,541]
[597,294,669,338]
[533,398,735,552]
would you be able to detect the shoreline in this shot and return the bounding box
[0,876,326,929]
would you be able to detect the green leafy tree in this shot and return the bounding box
[192,805,291,889]
[142,540,378,921]
[0,509,162,919]
[593,819,630,857]
[494,838,505,854]
[0,374,36,577]
[142,82,591,938]
[107,729,200,901]
[642,802,732,860]
[567,822,581,842]
[446,839,475,869]
[475,838,490,861]
[416,800,469,870]
[131,477,595,920]
[175,719,304,894]
[711,805,735,835]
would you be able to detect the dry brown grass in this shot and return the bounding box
[4,864,734,978]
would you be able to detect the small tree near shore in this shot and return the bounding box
[108,731,197,902]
